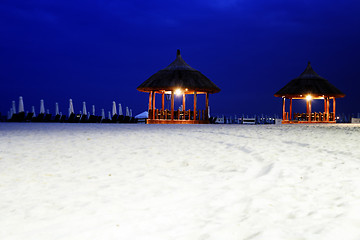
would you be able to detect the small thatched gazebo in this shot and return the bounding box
[274,62,345,123]
[137,50,220,124]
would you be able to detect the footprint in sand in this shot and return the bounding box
[256,163,274,177]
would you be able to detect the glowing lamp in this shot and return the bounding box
[306,95,312,101]
[175,89,182,95]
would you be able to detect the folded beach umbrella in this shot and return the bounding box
[112,101,117,116]
[92,105,95,116]
[101,109,105,119]
[83,102,87,115]
[69,99,74,116]
[8,109,13,119]
[12,101,16,114]
[126,107,129,116]
[55,103,59,115]
[40,99,45,114]
[32,106,36,117]
[118,104,123,116]
[18,96,24,113]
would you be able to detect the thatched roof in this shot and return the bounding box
[137,50,220,94]
[274,62,345,98]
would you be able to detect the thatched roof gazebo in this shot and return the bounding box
[274,62,345,123]
[137,50,220,124]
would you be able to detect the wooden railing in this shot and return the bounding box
[283,112,335,122]
[148,109,207,121]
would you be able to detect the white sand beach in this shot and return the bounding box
[1,123,360,240]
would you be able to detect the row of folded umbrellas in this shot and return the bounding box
[7,96,136,123]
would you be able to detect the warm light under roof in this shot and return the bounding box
[174,89,182,95]
[306,95,312,101]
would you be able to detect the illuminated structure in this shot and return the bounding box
[274,62,345,123]
[137,50,220,124]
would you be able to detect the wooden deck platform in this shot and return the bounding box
[282,120,336,124]
[147,119,209,124]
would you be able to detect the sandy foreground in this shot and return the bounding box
[1,123,360,240]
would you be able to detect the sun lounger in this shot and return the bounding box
[53,114,61,122]
[25,112,34,122]
[44,114,52,122]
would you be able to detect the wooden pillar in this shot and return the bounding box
[289,98,293,120]
[326,97,330,121]
[205,92,209,121]
[324,97,327,121]
[282,98,286,120]
[171,91,174,120]
[182,93,186,119]
[162,92,165,111]
[148,91,153,119]
[333,97,336,121]
[149,92,152,110]
[193,92,197,120]
[152,92,156,119]
[309,99,312,122]
[306,99,309,121]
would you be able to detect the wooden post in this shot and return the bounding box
[205,92,209,121]
[324,97,327,121]
[193,92,197,120]
[162,92,165,111]
[171,91,174,120]
[333,97,336,121]
[306,99,309,121]
[182,93,186,120]
[309,99,312,122]
[182,94,186,112]
[282,98,286,120]
[148,91,153,119]
[289,98,293,120]
[326,97,330,121]
[152,92,156,119]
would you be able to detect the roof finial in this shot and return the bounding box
[177,49,181,57]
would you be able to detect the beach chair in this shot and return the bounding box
[60,115,66,123]
[25,112,34,122]
[87,115,97,123]
[111,114,118,123]
[118,115,124,123]
[10,112,25,122]
[67,113,76,123]
[80,114,88,123]
[44,114,52,122]
[124,115,130,123]
[53,114,61,122]
[33,113,44,122]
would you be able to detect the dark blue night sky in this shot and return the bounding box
[1,0,360,117]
